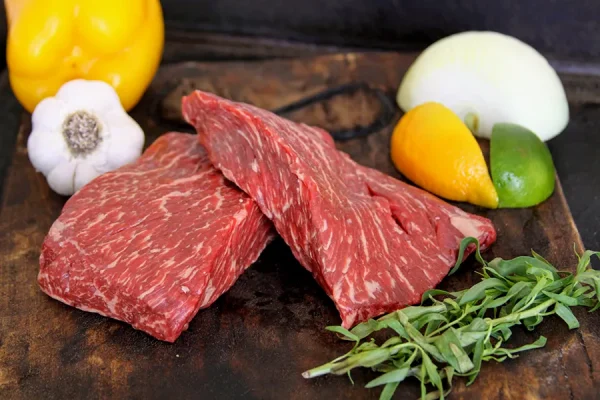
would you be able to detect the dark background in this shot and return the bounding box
[161,0,600,61]
[1,0,600,65]
[0,0,599,250]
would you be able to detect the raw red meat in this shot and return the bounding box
[38,133,273,342]
[183,91,497,328]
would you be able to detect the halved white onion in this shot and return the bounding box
[397,31,569,141]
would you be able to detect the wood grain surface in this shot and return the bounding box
[1,52,599,400]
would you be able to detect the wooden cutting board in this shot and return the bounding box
[1,52,599,400]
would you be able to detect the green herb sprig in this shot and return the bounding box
[303,237,600,400]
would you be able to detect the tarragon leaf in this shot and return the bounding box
[555,303,580,329]
[326,326,359,342]
[425,319,444,336]
[576,250,600,275]
[523,315,544,330]
[526,265,557,282]
[379,319,409,339]
[459,278,508,306]
[544,275,575,293]
[414,313,449,331]
[542,291,579,307]
[531,249,553,267]
[434,328,474,373]
[304,239,600,400]
[449,237,486,276]
[572,285,592,298]
[379,382,400,400]
[464,317,488,332]
[490,336,547,357]
[401,316,445,362]
[442,298,461,312]
[350,318,389,339]
[489,256,530,277]
[421,351,444,397]
[366,367,410,388]
[421,289,453,304]
[485,281,530,309]
[513,277,548,312]
[490,256,558,280]
[380,336,402,349]
[467,338,485,385]
[402,305,448,322]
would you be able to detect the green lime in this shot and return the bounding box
[490,123,556,208]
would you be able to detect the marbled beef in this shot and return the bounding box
[38,133,273,342]
[183,91,497,328]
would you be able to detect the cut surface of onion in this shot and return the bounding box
[397,31,569,141]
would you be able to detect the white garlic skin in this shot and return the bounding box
[28,79,144,196]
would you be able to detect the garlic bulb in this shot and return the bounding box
[397,31,569,141]
[27,79,144,196]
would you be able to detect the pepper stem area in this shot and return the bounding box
[63,111,102,157]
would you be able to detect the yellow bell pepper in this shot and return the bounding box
[5,0,164,112]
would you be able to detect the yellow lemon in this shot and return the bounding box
[390,102,498,208]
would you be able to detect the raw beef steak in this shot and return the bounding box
[183,91,497,328]
[38,133,273,342]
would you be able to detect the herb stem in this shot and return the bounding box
[304,238,600,400]
[489,298,556,327]
[427,305,470,337]
[302,363,336,379]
